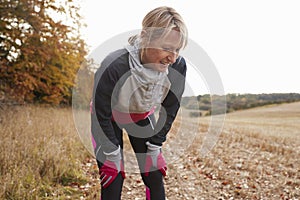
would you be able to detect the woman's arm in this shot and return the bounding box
[149,57,187,146]
[91,50,129,154]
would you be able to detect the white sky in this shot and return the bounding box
[80,0,300,95]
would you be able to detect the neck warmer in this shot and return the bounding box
[125,39,169,84]
[113,39,171,114]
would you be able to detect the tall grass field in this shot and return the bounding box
[0,105,98,199]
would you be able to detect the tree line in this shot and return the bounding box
[0,0,93,105]
[181,93,300,116]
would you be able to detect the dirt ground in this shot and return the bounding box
[79,102,300,199]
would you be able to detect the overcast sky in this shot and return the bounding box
[80,0,300,95]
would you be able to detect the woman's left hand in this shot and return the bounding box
[144,142,167,176]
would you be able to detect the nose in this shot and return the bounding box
[167,52,178,64]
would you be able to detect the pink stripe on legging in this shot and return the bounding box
[146,187,150,200]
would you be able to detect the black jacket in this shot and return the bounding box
[91,48,187,153]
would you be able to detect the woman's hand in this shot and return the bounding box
[144,142,167,177]
[100,146,126,188]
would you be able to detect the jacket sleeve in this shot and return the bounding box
[149,57,187,146]
[91,58,121,154]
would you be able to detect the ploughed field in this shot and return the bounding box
[120,102,300,199]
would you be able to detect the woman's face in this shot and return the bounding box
[141,30,182,72]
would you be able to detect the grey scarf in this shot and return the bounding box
[126,39,169,84]
[113,39,171,113]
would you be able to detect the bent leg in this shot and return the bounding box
[100,173,124,200]
[94,120,125,200]
[124,116,166,200]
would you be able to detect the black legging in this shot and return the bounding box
[96,114,165,200]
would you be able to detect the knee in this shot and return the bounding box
[141,170,164,188]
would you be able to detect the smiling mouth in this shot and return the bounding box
[160,62,170,67]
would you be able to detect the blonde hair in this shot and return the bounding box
[128,6,188,50]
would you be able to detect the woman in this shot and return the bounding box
[91,6,188,200]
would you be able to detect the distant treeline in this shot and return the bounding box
[181,93,300,116]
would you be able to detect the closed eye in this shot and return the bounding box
[162,47,180,53]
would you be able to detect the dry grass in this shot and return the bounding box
[0,105,94,200]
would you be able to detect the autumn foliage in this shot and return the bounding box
[0,0,90,105]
